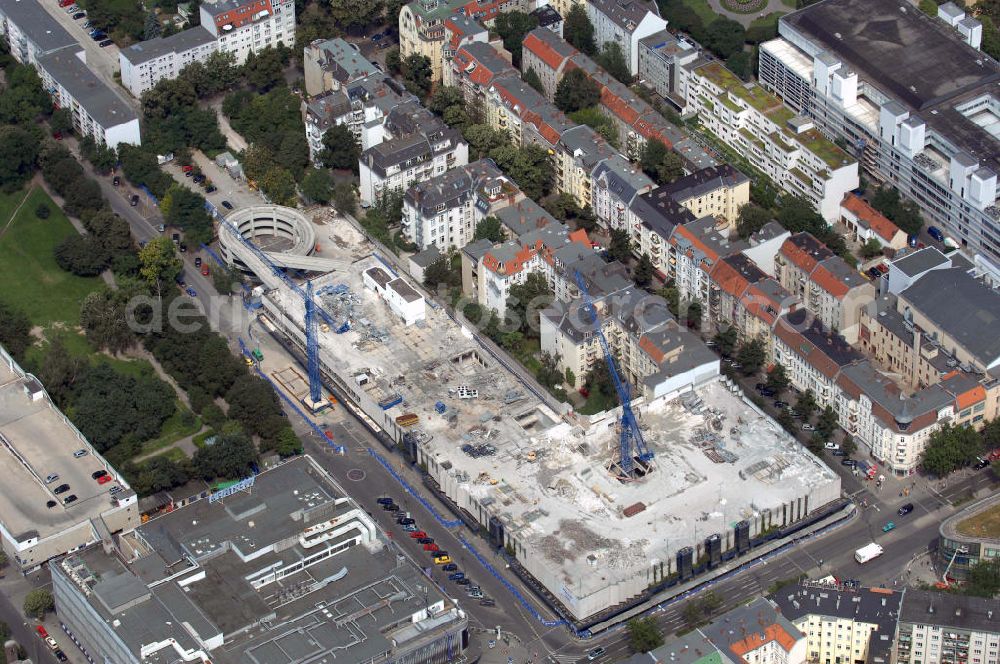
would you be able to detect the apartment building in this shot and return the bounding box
[541,287,719,397]
[775,232,875,341]
[0,0,75,66]
[895,590,1000,664]
[303,37,380,97]
[670,216,749,311]
[554,124,619,208]
[685,61,858,222]
[402,159,522,250]
[531,4,563,37]
[701,597,808,664]
[399,0,521,82]
[521,26,578,98]
[485,76,576,150]
[447,41,516,104]
[38,49,141,149]
[622,630,735,664]
[199,0,296,65]
[659,164,749,225]
[710,254,796,346]
[303,74,413,162]
[638,29,699,108]
[758,0,1000,283]
[840,194,908,253]
[443,14,488,81]
[586,0,666,76]
[772,584,902,664]
[359,101,469,206]
[118,28,218,97]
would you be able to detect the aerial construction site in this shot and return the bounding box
[225,206,843,626]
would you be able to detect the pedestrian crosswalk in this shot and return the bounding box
[547,653,580,663]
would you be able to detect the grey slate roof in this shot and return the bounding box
[588,0,660,31]
[38,49,138,129]
[405,159,505,215]
[700,597,805,661]
[410,245,443,269]
[119,26,216,65]
[658,164,749,203]
[308,37,379,84]
[899,267,1000,367]
[0,0,76,55]
[892,246,950,277]
[494,198,561,237]
[900,589,1000,633]
[773,585,902,663]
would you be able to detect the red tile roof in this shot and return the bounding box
[842,194,903,244]
[729,625,798,659]
[523,31,573,71]
[710,259,750,299]
[639,335,665,363]
[810,264,850,299]
[956,384,986,410]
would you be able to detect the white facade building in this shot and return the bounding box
[0,0,76,65]
[586,0,666,76]
[363,265,426,326]
[199,0,295,65]
[119,28,218,97]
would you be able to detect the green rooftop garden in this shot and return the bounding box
[740,127,764,149]
[789,166,811,185]
[797,128,854,169]
[957,502,1000,539]
[718,92,742,113]
[768,131,795,153]
[767,106,796,126]
[697,62,781,114]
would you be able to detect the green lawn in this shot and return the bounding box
[0,186,102,326]
[149,446,188,463]
[138,404,201,455]
[749,11,785,32]
[780,0,796,7]
[579,389,619,416]
[682,0,722,25]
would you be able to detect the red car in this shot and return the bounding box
[409,531,427,539]
[201,264,209,276]
[182,165,194,173]
[423,543,439,552]
[97,474,112,484]
[36,626,48,639]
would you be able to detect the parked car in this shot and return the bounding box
[97,475,112,484]
[92,470,108,480]
[74,448,88,458]
[824,442,839,450]
[417,538,433,544]
[866,267,882,280]
[36,626,48,639]
[841,459,857,467]
[193,174,206,184]
[423,543,439,552]
[179,243,187,253]
[90,32,106,41]
[401,524,417,532]
[112,175,120,186]
[381,502,397,511]
[45,473,59,484]
[448,572,464,581]
[54,484,70,495]
[46,500,57,508]
[63,494,77,505]
[882,521,896,532]
[774,401,789,409]
[832,450,847,457]
[194,257,202,267]
[82,20,91,28]
[433,555,451,564]
[479,598,496,606]
[221,200,233,210]
[205,185,217,193]
[201,264,209,276]
[55,650,68,662]
[397,517,415,526]
[185,287,197,297]
[72,11,85,18]
[898,503,914,516]
[759,388,775,397]
[973,457,991,470]
[908,234,919,248]
[456,578,471,585]
[130,194,139,206]
[928,226,945,242]
[45,636,58,650]
[65,5,78,13]
[409,530,427,538]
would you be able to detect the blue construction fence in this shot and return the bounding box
[367,448,464,528]
[140,184,159,206]
[237,337,345,454]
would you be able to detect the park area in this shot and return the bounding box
[0,184,201,469]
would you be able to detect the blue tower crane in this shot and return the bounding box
[574,270,654,480]
[305,281,322,404]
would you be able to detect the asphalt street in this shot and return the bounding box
[0,592,58,664]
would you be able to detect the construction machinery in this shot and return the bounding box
[574,271,654,481]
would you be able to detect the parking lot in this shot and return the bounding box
[36,0,124,95]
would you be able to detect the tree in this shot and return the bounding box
[324,0,384,31]
[765,364,789,396]
[23,589,54,619]
[489,144,552,200]
[80,290,135,354]
[243,45,289,91]
[507,272,553,336]
[523,67,545,94]
[554,69,601,113]
[922,424,984,477]
[424,257,456,289]
[736,204,772,239]
[192,429,259,480]
[569,106,619,147]
[597,42,631,83]
[144,11,161,39]
[634,253,654,288]
[860,238,883,259]
[660,285,680,318]
[842,436,857,457]
[429,86,465,116]
[55,234,108,276]
[704,18,746,59]
[564,4,597,55]
[35,203,50,219]
[627,616,664,653]
[727,50,752,80]
[816,405,838,438]
[714,325,738,357]
[400,54,433,98]
[50,108,74,136]
[608,228,632,263]
[225,374,285,441]
[261,166,298,206]
[161,185,213,245]
[139,236,182,300]
[318,123,360,172]
[332,181,357,216]
[71,364,176,451]
[796,389,818,420]
[0,126,39,192]
[275,426,304,457]
[639,139,684,184]
[686,300,703,330]
[495,11,539,67]
[0,301,32,361]
[736,337,766,375]
[543,193,597,232]
[963,558,1000,599]
[870,186,923,237]
[565,367,576,387]
[463,124,507,159]
[302,167,333,203]
[79,135,118,174]
[474,216,505,243]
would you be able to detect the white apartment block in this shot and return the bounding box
[586,0,666,76]
[119,28,218,97]
[896,590,1000,664]
[758,0,1000,284]
[39,49,141,149]
[200,0,295,65]
[402,160,521,250]
[685,61,858,222]
[0,0,75,65]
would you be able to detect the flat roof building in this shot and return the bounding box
[0,345,139,573]
[119,27,218,97]
[0,0,75,65]
[52,455,468,664]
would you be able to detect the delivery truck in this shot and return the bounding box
[855,542,884,564]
